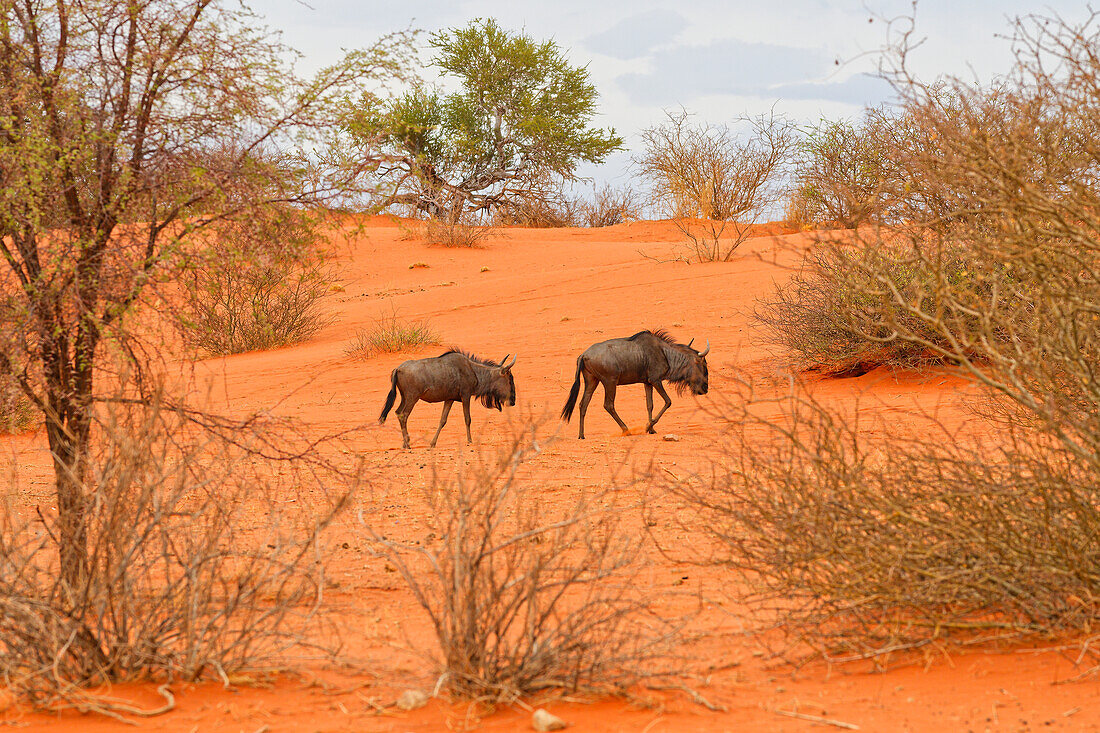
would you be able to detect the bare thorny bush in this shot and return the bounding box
[490,183,642,229]
[680,11,1100,667]
[636,110,796,261]
[663,386,1100,668]
[361,426,689,702]
[0,386,352,718]
[415,192,496,247]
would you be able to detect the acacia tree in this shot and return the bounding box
[0,0,411,591]
[348,18,623,221]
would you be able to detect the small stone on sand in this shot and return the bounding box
[532,708,567,731]
[396,689,429,710]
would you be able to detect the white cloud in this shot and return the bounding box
[583,9,688,60]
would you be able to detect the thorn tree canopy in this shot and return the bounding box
[349,18,624,221]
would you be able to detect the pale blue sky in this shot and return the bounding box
[249,0,1092,184]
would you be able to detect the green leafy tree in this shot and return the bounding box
[0,0,412,594]
[350,18,623,221]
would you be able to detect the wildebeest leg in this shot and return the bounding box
[602,381,629,435]
[644,384,656,434]
[647,381,673,432]
[430,400,453,448]
[462,396,472,444]
[396,394,416,449]
[577,372,599,439]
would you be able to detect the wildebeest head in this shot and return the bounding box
[480,354,517,410]
[682,338,710,395]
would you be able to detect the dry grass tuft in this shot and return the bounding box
[346,314,440,359]
[0,371,34,435]
[420,215,494,248]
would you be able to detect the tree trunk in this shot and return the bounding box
[45,397,92,593]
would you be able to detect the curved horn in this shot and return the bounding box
[499,354,510,366]
[699,340,710,357]
[503,354,517,369]
[687,338,694,348]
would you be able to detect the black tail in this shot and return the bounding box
[379,370,399,424]
[561,356,584,422]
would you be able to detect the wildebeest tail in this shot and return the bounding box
[560,356,584,422]
[379,370,399,424]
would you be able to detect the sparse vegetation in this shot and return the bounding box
[177,209,335,356]
[363,428,686,700]
[347,313,440,359]
[0,389,349,716]
[636,110,796,261]
[694,10,1100,666]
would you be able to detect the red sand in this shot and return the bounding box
[4,220,1098,731]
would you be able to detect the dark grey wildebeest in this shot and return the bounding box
[379,350,517,449]
[561,330,709,439]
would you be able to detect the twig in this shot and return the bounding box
[645,683,726,712]
[772,708,860,730]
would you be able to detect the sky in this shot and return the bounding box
[249,0,1095,185]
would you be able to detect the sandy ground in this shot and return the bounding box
[4,219,1100,732]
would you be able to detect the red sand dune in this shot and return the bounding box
[4,220,1099,731]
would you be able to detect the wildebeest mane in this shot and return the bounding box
[440,348,502,368]
[440,348,511,409]
[631,330,701,395]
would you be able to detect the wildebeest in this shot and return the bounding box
[379,350,517,449]
[560,330,709,439]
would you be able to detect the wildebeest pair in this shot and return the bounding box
[379,330,709,448]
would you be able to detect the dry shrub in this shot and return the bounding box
[756,241,1030,376]
[0,391,348,716]
[789,116,893,229]
[177,208,333,355]
[580,184,643,228]
[362,427,685,700]
[673,11,1100,668]
[492,195,583,228]
[665,387,1100,667]
[346,313,440,359]
[636,110,796,261]
[419,214,494,247]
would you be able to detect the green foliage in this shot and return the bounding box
[349,18,623,220]
[789,116,891,228]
